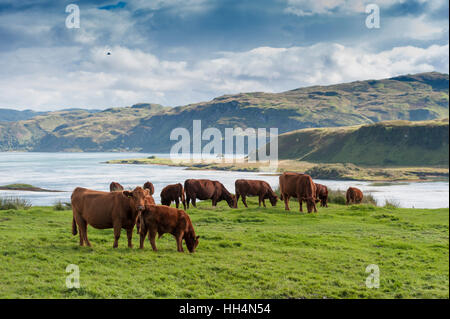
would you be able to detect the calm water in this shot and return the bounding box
[0,152,448,208]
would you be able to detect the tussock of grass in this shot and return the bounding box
[0,198,448,298]
[0,197,32,210]
[53,201,72,211]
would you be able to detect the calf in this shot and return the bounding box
[184,179,236,208]
[109,182,124,192]
[346,187,363,205]
[143,181,155,195]
[235,179,278,208]
[161,183,186,210]
[315,183,329,207]
[138,205,199,253]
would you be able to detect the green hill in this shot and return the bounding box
[274,119,449,166]
[0,72,448,152]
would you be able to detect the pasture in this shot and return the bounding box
[0,199,448,298]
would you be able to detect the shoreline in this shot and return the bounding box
[105,157,449,182]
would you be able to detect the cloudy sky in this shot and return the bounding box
[0,0,448,110]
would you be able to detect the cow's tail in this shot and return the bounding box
[72,217,77,235]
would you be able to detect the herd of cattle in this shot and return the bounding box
[71,172,364,253]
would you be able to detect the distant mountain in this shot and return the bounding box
[270,118,449,166]
[0,72,448,152]
[0,109,45,122]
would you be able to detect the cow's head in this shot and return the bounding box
[269,194,278,207]
[185,232,200,253]
[226,194,237,208]
[305,197,316,213]
[123,186,147,212]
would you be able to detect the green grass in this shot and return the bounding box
[0,199,448,299]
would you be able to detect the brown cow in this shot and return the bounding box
[279,172,304,211]
[184,179,236,208]
[71,187,149,248]
[235,179,278,208]
[315,183,329,207]
[346,187,363,205]
[109,181,124,192]
[136,191,156,234]
[143,181,155,195]
[161,183,186,210]
[279,172,317,213]
[138,205,199,253]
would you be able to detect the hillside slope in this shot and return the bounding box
[0,72,448,152]
[274,119,449,166]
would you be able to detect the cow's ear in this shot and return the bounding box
[123,191,133,198]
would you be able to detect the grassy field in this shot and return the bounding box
[0,199,448,299]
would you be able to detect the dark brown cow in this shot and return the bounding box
[315,183,329,207]
[346,187,363,205]
[161,183,186,210]
[235,179,278,208]
[71,187,148,248]
[109,181,124,192]
[184,179,236,208]
[279,172,317,213]
[143,181,155,195]
[138,205,199,253]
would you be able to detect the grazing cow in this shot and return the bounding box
[315,183,329,207]
[109,182,124,192]
[279,172,317,213]
[161,183,186,210]
[346,187,363,205]
[138,205,199,253]
[71,187,149,248]
[235,179,278,208]
[143,181,155,195]
[184,179,236,208]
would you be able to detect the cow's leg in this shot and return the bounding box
[113,223,122,248]
[139,231,146,249]
[313,201,317,213]
[242,195,248,208]
[148,229,158,251]
[126,228,133,248]
[74,216,85,246]
[186,195,190,209]
[192,196,197,208]
[175,198,180,208]
[284,194,290,210]
[176,231,184,252]
[258,196,261,207]
[299,199,303,213]
[236,193,240,207]
[262,197,266,208]
[77,217,91,247]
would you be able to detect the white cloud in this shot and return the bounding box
[0,42,448,110]
[283,0,437,16]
